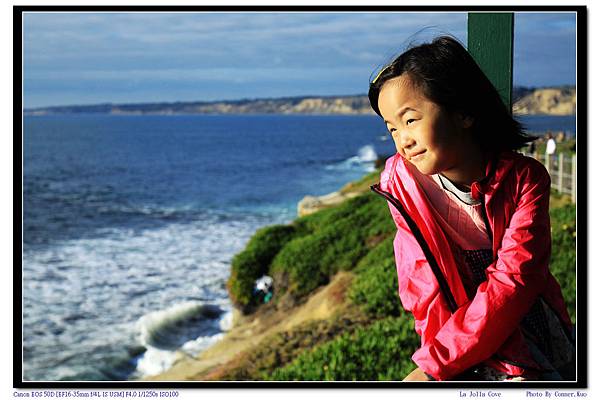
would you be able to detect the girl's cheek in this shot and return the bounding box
[392,137,403,155]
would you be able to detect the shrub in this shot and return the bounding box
[227,224,298,309]
[226,186,396,310]
[270,193,396,299]
[268,315,420,381]
[348,236,402,317]
[269,234,331,295]
[227,183,397,311]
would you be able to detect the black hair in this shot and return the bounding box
[368,36,533,152]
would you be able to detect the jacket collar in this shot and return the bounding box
[470,151,518,201]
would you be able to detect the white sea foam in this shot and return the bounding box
[137,301,221,349]
[132,300,231,378]
[219,310,234,331]
[134,347,178,378]
[357,145,378,162]
[135,331,227,378]
[22,212,281,381]
[325,144,377,173]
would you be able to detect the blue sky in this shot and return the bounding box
[23,11,577,108]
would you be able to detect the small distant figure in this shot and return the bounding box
[556,131,566,143]
[253,275,274,303]
[545,132,556,155]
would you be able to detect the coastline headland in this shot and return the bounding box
[25,86,575,116]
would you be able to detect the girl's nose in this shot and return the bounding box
[399,133,416,150]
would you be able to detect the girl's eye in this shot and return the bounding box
[388,128,396,135]
[406,119,416,125]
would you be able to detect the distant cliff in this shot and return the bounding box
[24,95,373,116]
[25,86,575,116]
[512,86,576,116]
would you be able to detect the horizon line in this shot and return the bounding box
[24,84,576,111]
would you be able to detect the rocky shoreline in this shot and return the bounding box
[297,191,362,217]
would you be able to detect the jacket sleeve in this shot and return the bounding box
[412,163,552,381]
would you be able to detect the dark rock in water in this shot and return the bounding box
[200,304,222,319]
[128,345,146,358]
[141,303,224,351]
[50,326,65,336]
[62,313,87,323]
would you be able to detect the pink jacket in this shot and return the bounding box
[374,151,572,380]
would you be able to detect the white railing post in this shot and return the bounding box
[558,153,564,193]
[545,153,550,172]
[571,154,576,203]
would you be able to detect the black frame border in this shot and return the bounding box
[14,4,588,390]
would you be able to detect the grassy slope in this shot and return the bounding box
[216,167,577,381]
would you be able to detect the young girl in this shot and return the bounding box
[368,36,575,381]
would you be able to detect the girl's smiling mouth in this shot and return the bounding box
[407,150,426,161]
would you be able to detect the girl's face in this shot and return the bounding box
[378,74,475,178]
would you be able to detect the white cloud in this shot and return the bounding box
[24,12,466,68]
[22,10,575,105]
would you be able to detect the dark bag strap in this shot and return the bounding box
[371,182,458,313]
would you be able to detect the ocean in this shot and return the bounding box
[515,114,576,137]
[21,113,576,381]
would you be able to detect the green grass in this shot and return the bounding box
[348,236,402,317]
[271,194,395,299]
[268,315,420,381]
[227,191,397,310]
[549,203,577,322]
[214,311,372,380]
[339,169,381,195]
[227,224,299,309]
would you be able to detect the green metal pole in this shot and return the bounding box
[467,13,514,111]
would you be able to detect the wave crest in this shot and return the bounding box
[138,301,222,351]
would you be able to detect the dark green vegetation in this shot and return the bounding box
[227,225,297,311]
[348,236,403,318]
[211,311,372,380]
[269,315,420,381]
[227,172,395,310]
[549,203,577,322]
[224,169,576,381]
[269,193,395,299]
